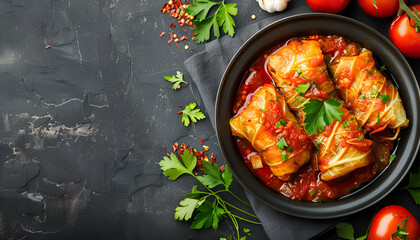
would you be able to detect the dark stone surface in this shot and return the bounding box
[0,0,418,239]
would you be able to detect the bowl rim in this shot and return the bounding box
[215,13,420,219]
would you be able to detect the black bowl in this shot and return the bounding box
[215,13,420,219]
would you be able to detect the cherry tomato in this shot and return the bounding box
[368,205,420,240]
[389,5,420,58]
[305,0,350,13]
[357,0,404,18]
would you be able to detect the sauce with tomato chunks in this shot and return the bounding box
[233,36,395,201]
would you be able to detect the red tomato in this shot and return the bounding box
[368,205,420,240]
[305,0,350,13]
[389,5,420,58]
[357,0,403,18]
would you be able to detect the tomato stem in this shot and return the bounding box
[398,0,420,32]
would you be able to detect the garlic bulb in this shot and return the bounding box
[256,0,290,13]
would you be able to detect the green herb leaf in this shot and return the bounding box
[191,200,224,229]
[380,65,387,71]
[336,222,356,240]
[342,120,350,128]
[276,119,287,127]
[389,154,396,163]
[281,151,287,162]
[296,69,303,75]
[276,137,288,150]
[222,165,233,189]
[159,151,196,180]
[182,103,206,127]
[303,98,344,135]
[294,83,311,94]
[175,197,201,221]
[197,160,224,188]
[378,94,390,104]
[164,71,187,90]
[404,166,420,205]
[187,0,238,43]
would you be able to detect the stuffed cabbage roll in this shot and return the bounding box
[329,50,409,133]
[229,84,312,181]
[268,39,375,181]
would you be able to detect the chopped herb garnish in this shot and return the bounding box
[296,69,303,75]
[358,135,363,141]
[276,119,287,127]
[276,137,288,150]
[350,117,354,121]
[294,83,311,94]
[342,120,350,128]
[359,95,366,100]
[281,151,287,162]
[379,94,390,104]
[287,146,292,152]
[389,154,396,163]
[380,65,387,71]
[261,109,266,113]
[358,91,362,95]
[377,113,380,123]
[301,76,307,79]
[275,96,280,100]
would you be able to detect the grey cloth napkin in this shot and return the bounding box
[184,15,341,240]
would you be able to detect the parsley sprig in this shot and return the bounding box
[159,150,260,239]
[186,0,238,43]
[303,98,344,135]
[164,71,187,90]
[181,103,206,127]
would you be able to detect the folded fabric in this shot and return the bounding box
[184,15,342,240]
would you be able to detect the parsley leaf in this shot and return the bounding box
[197,160,225,188]
[181,103,206,127]
[222,164,233,189]
[175,198,201,221]
[378,94,390,104]
[191,200,224,229]
[186,0,238,43]
[303,98,344,135]
[159,151,197,180]
[404,166,420,205]
[164,71,187,90]
[294,83,311,94]
[336,222,355,240]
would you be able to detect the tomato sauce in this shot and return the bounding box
[233,35,394,202]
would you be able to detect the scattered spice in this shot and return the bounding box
[200,139,204,145]
[159,32,166,37]
[160,0,194,46]
[45,45,51,49]
[169,142,217,171]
